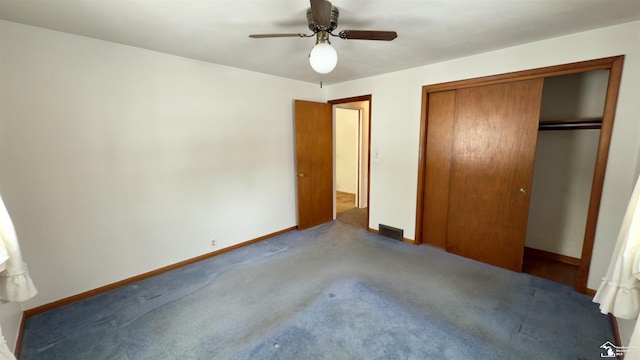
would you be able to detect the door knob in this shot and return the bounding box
[298,173,305,178]
[519,188,527,195]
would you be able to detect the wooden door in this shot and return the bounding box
[295,100,333,230]
[446,79,543,272]
[422,90,456,249]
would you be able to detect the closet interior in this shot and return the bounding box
[523,70,609,287]
[415,56,624,293]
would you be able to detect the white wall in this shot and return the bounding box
[0,19,323,317]
[526,130,600,258]
[335,108,359,195]
[538,70,610,121]
[325,21,640,291]
[0,303,21,353]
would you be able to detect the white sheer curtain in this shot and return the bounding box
[0,326,15,360]
[0,195,38,360]
[593,173,640,349]
[0,196,37,302]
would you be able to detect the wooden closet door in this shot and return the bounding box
[446,79,543,272]
[422,90,456,249]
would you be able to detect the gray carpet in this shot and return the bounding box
[20,221,613,359]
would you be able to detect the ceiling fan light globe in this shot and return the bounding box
[309,43,337,74]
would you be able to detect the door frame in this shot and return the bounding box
[329,94,372,230]
[414,56,624,294]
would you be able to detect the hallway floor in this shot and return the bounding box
[336,191,367,229]
[336,191,356,214]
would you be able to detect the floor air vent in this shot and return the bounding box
[378,224,404,241]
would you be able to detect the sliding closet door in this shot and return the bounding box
[446,79,543,272]
[422,90,456,249]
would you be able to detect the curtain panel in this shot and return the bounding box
[0,195,38,360]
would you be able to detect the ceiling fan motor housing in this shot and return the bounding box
[306,6,339,32]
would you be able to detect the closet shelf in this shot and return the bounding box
[538,117,602,131]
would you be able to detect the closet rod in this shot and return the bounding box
[538,118,602,131]
[538,122,601,131]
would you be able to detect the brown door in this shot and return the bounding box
[445,79,543,271]
[295,100,333,230]
[422,90,456,249]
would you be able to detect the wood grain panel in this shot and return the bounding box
[522,250,579,287]
[422,91,456,248]
[446,79,544,272]
[414,87,430,245]
[295,100,333,230]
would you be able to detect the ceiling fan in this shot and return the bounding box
[249,0,398,74]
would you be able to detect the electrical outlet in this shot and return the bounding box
[211,239,216,247]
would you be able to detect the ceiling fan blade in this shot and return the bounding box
[338,30,398,41]
[310,0,332,29]
[249,33,308,38]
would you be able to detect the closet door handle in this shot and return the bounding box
[519,188,528,195]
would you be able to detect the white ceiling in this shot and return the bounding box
[1,0,639,85]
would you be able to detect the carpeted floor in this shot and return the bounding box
[20,221,615,359]
[336,206,367,229]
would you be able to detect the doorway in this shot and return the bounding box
[330,96,371,230]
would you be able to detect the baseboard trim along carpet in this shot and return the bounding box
[23,226,297,319]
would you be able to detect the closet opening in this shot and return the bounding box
[523,70,609,287]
